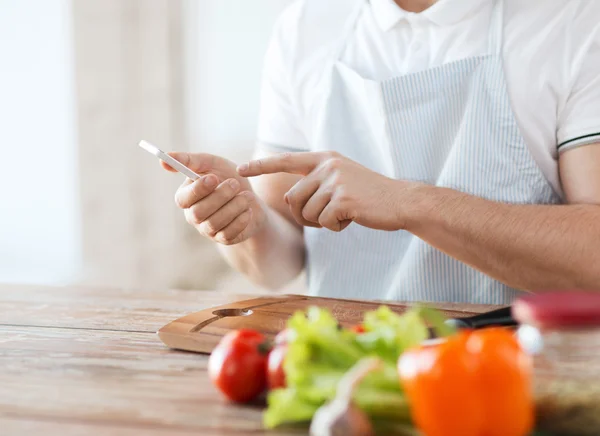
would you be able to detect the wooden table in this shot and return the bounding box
[0,284,496,436]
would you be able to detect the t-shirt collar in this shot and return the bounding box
[370,0,488,31]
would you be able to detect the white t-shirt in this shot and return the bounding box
[257,0,600,197]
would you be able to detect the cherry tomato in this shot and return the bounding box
[351,324,366,333]
[208,329,270,403]
[267,344,287,389]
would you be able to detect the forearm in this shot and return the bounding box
[404,185,600,291]
[217,203,305,290]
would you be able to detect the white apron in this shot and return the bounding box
[302,0,561,304]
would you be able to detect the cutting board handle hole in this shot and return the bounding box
[212,308,254,318]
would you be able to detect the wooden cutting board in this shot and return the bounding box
[157,294,481,354]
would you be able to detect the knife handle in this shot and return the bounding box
[445,306,516,329]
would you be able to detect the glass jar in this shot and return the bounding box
[514,291,600,436]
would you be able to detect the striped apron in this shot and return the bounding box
[303,0,561,304]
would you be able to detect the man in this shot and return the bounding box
[163,0,600,304]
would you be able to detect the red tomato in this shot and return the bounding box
[208,329,270,403]
[351,324,366,333]
[267,345,287,389]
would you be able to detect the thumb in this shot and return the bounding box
[160,152,217,174]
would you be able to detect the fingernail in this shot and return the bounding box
[237,163,249,173]
[228,179,239,189]
[203,175,217,187]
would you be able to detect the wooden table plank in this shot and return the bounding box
[0,416,304,436]
[1,417,204,436]
[0,284,257,332]
[0,325,304,434]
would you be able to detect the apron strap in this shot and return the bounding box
[488,0,505,56]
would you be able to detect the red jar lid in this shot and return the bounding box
[513,291,600,329]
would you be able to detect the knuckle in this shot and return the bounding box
[186,206,204,225]
[191,182,208,199]
[317,217,334,231]
[330,172,344,185]
[237,192,250,209]
[326,150,341,159]
[286,191,298,206]
[334,186,348,200]
[202,220,219,237]
[280,152,293,162]
[217,230,237,245]
[301,208,317,223]
[324,185,336,197]
[218,234,235,246]
[184,210,198,226]
[324,157,343,171]
[222,212,251,244]
[337,207,348,221]
[242,190,255,202]
[239,209,252,225]
[251,159,264,173]
[190,212,204,226]
[223,179,240,196]
[326,221,342,232]
[175,193,185,209]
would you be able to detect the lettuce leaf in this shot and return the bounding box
[263,305,441,429]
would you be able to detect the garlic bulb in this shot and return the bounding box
[309,358,382,436]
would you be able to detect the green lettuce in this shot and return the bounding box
[263,305,452,429]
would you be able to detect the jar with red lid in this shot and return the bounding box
[513,291,600,436]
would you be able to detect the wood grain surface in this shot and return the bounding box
[157,295,494,354]
[0,284,496,435]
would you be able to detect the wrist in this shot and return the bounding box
[393,181,437,232]
[242,201,297,249]
[243,199,272,245]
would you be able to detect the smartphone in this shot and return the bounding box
[138,140,200,180]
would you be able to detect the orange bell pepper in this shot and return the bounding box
[397,328,534,436]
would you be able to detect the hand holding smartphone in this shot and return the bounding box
[138,140,201,180]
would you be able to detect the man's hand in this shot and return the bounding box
[161,153,268,245]
[237,151,417,232]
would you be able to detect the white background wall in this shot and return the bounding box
[0,0,303,292]
[184,0,293,161]
[0,0,80,284]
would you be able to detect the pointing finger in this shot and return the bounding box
[237,152,323,177]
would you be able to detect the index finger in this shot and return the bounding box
[237,152,322,177]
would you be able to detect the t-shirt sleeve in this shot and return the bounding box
[256,3,309,153]
[557,9,600,153]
